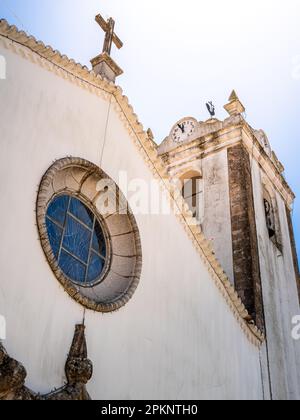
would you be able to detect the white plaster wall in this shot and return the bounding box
[0,43,263,400]
[251,160,300,400]
[202,151,234,283]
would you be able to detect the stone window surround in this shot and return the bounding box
[178,168,204,224]
[36,157,142,313]
[262,177,283,253]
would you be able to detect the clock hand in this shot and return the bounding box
[178,123,185,133]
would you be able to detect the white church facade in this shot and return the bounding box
[0,16,299,400]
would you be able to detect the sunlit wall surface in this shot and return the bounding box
[0,0,299,260]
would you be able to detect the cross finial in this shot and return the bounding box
[95,14,123,56]
[91,13,124,83]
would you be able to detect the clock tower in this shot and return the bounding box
[158,91,300,400]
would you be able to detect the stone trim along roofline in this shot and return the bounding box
[159,118,295,210]
[241,123,295,210]
[0,19,264,346]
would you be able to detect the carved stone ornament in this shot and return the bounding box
[0,325,93,400]
[36,157,142,313]
[264,198,276,239]
[254,130,272,158]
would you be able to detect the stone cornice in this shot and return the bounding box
[0,19,264,347]
[241,122,295,209]
[160,117,295,210]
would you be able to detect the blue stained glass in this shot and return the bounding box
[46,218,62,258]
[92,223,106,257]
[59,250,86,284]
[69,198,94,229]
[62,215,91,263]
[87,252,105,283]
[45,194,107,285]
[47,195,69,226]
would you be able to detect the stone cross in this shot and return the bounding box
[95,14,123,56]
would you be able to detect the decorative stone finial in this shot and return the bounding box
[224,90,245,116]
[146,128,153,140]
[64,324,93,389]
[0,342,34,400]
[229,90,239,102]
[0,324,93,400]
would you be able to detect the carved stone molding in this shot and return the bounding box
[0,325,92,400]
[36,157,143,313]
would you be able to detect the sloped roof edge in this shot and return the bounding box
[0,19,264,347]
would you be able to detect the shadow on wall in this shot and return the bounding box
[0,315,5,340]
[0,55,6,79]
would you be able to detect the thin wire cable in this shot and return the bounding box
[1,0,29,33]
[3,32,260,338]
[100,94,113,167]
[259,350,266,401]
[113,95,243,294]
[0,34,113,98]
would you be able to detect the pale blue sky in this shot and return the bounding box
[0,0,299,260]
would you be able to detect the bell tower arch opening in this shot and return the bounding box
[180,170,204,224]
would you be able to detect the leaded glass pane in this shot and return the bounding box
[62,215,91,263]
[92,222,106,258]
[47,195,69,226]
[46,218,62,258]
[69,197,94,229]
[59,250,86,284]
[87,252,105,283]
[46,194,107,285]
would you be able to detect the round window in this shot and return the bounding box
[37,157,142,313]
[46,195,108,287]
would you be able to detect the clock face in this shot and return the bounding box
[171,119,197,143]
